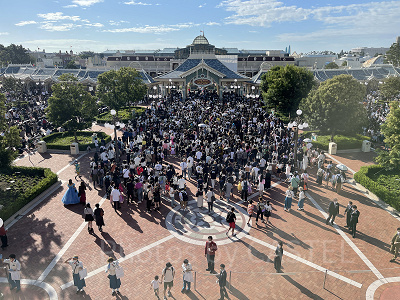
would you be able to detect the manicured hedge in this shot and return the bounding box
[0,166,58,222]
[302,132,370,151]
[354,165,400,211]
[43,131,111,151]
[96,106,146,124]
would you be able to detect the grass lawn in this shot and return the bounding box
[43,131,111,151]
[367,168,400,196]
[96,106,146,123]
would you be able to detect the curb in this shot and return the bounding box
[4,180,62,229]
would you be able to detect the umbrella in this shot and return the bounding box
[303,138,312,143]
[198,123,207,128]
[336,164,348,171]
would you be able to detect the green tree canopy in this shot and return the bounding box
[301,74,367,140]
[0,44,32,65]
[380,77,400,101]
[66,60,78,69]
[376,101,400,169]
[341,61,347,67]
[385,42,400,67]
[96,67,147,112]
[325,62,339,69]
[260,65,315,117]
[46,75,97,141]
[79,51,95,59]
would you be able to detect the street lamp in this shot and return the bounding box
[110,109,119,166]
[287,109,309,171]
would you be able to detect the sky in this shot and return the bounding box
[0,0,399,54]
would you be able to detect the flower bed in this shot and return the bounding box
[95,106,146,124]
[354,165,400,211]
[0,166,58,221]
[43,131,111,151]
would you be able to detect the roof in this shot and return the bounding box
[313,66,399,81]
[192,35,209,45]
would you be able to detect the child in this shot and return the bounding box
[74,160,81,180]
[151,275,161,298]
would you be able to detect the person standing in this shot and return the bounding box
[105,257,122,296]
[205,236,218,274]
[78,181,87,205]
[161,262,175,300]
[74,160,81,180]
[217,264,229,300]
[326,198,340,225]
[84,203,94,233]
[126,178,135,204]
[226,207,237,236]
[265,170,272,190]
[247,200,254,225]
[181,259,193,294]
[349,205,360,238]
[180,159,188,179]
[3,254,21,292]
[264,201,272,224]
[196,188,204,209]
[111,184,121,212]
[336,172,343,194]
[206,188,215,213]
[94,203,105,232]
[65,256,85,294]
[297,187,307,211]
[284,186,294,212]
[274,241,284,273]
[344,201,353,228]
[0,221,8,250]
[390,228,400,262]
[255,197,265,225]
[224,180,233,202]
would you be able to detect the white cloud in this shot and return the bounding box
[124,1,152,5]
[0,32,9,36]
[39,23,78,32]
[199,3,206,8]
[104,23,198,33]
[15,21,37,26]
[63,4,78,8]
[109,20,130,26]
[37,12,80,22]
[205,22,220,26]
[85,22,104,27]
[72,0,103,7]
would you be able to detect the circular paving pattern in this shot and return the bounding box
[165,199,251,245]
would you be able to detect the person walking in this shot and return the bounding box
[264,201,272,224]
[247,200,254,225]
[205,236,218,273]
[326,198,340,225]
[151,275,161,299]
[181,259,193,294]
[297,187,307,211]
[111,183,121,212]
[94,203,105,232]
[196,188,204,209]
[217,264,229,300]
[206,188,215,213]
[349,205,360,238]
[255,197,265,225]
[105,257,122,296]
[226,207,237,236]
[344,201,353,228]
[390,228,400,262]
[161,262,175,300]
[3,254,21,292]
[78,181,87,205]
[284,186,294,212]
[0,220,8,250]
[83,203,94,233]
[274,241,284,273]
[65,255,86,294]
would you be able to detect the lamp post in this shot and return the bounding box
[110,109,119,166]
[287,109,309,171]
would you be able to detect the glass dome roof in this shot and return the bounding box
[193,35,209,45]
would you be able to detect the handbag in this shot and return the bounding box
[115,266,124,279]
[79,268,87,280]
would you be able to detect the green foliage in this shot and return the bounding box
[341,61,347,67]
[0,44,32,65]
[385,42,400,67]
[79,51,95,59]
[0,166,58,221]
[354,165,400,211]
[301,74,367,140]
[43,131,111,150]
[260,65,315,117]
[325,62,339,69]
[366,78,379,94]
[376,101,400,169]
[97,67,147,111]
[380,77,400,101]
[2,77,16,92]
[96,106,146,124]
[303,131,369,150]
[66,60,78,69]
[46,78,97,139]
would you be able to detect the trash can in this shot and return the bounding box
[329,142,337,155]
[362,140,371,152]
[37,141,47,153]
[70,142,79,155]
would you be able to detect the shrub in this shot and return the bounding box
[0,166,58,221]
[96,106,146,124]
[354,165,400,211]
[302,131,370,150]
[43,131,111,151]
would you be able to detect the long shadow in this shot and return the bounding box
[323,288,344,300]
[118,206,143,233]
[282,275,324,300]
[289,210,338,234]
[237,239,273,262]
[227,283,250,300]
[100,232,126,257]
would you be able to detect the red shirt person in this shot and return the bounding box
[205,236,218,273]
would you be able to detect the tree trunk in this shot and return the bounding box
[330,130,335,142]
[74,130,78,143]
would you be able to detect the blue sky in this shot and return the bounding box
[0,0,399,54]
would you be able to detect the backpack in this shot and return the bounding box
[182,192,188,202]
[226,212,234,223]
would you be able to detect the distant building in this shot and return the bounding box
[296,54,337,69]
[351,47,389,57]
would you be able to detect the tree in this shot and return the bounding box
[0,93,19,168]
[325,62,339,69]
[301,74,367,141]
[341,61,347,67]
[376,101,400,169]
[366,78,379,94]
[0,44,32,65]
[66,60,78,69]
[46,74,97,142]
[79,51,95,59]
[2,77,16,92]
[260,65,315,117]
[385,42,400,67]
[380,77,400,101]
[96,67,147,112]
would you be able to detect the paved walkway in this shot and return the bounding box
[4,133,400,299]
